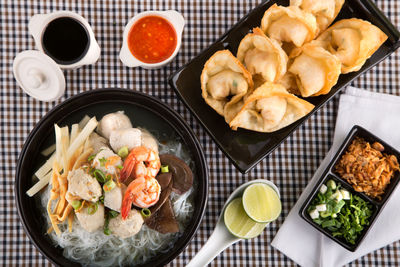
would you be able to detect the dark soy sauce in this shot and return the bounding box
[42,17,90,64]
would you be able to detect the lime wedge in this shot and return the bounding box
[224,198,267,239]
[242,183,281,223]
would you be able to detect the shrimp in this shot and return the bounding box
[119,146,161,182]
[121,177,161,219]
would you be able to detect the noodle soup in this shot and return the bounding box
[30,112,196,266]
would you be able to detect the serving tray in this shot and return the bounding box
[169,0,400,173]
[299,125,400,251]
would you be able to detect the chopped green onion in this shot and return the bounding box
[109,210,119,218]
[103,180,116,192]
[333,200,345,213]
[161,165,169,173]
[103,210,119,235]
[117,165,123,170]
[88,167,95,176]
[87,202,98,215]
[321,219,336,228]
[94,169,106,183]
[104,228,111,235]
[104,214,111,235]
[87,154,96,162]
[327,180,336,190]
[320,211,331,218]
[71,200,82,210]
[106,174,112,181]
[232,80,238,88]
[141,208,151,218]
[307,180,373,245]
[118,146,129,158]
[99,195,104,204]
[99,157,107,167]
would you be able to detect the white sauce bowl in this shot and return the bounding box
[119,10,185,69]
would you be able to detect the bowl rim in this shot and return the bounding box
[14,88,209,266]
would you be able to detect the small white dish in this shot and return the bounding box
[28,11,100,69]
[119,10,185,69]
[186,179,280,267]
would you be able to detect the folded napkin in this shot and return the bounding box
[271,86,400,267]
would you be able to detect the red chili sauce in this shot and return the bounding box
[128,15,177,64]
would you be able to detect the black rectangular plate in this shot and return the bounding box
[169,0,400,173]
[299,125,400,251]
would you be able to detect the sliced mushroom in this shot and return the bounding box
[160,154,193,194]
[145,199,179,234]
[149,173,173,214]
[157,172,172,189]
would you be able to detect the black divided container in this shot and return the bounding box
[299,125,400,251]
[169,0,400,173]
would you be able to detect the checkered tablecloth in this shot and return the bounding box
[1,0,400,266]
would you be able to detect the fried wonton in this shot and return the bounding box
[261,4,317,49]
[290,0,344,33]
[287,42,341,97]
[315,18,388,74]
[229,82,314,133]
[237,27,288,86]
[200,50,253,123]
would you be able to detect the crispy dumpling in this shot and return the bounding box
[277,72,299,95]
[237,27,288,85]
[230,82,314,132]
[261,4,317,48]
[287,43,341,97]
[315,18,388,74]
[201,50,253,123]
[290,0,344,33]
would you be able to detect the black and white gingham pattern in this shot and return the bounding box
[1,0,400,266]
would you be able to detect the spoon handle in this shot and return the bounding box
[186,222,239,267]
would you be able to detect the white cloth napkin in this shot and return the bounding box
[271,86,400,267]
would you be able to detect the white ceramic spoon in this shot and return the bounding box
[186,179,280,267]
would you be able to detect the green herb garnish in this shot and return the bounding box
[161,165,169,173]
[109,210,119,218]
[87,153,96,162]
[103,180,116,192]
[93,169,106,183]
[103,210,120,235]
[71,200,82,210]
[118,146,129,158]
[307,180,373,245]
[104,215,111,235]
[87,202,98,215]
[141,208,151,218]
[98,157,107,167]
[232,80,238,88]
[104,228,111,235]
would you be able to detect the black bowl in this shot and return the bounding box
[299,125,400,251]
[14,88,209,266]
[168,0,400,173]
